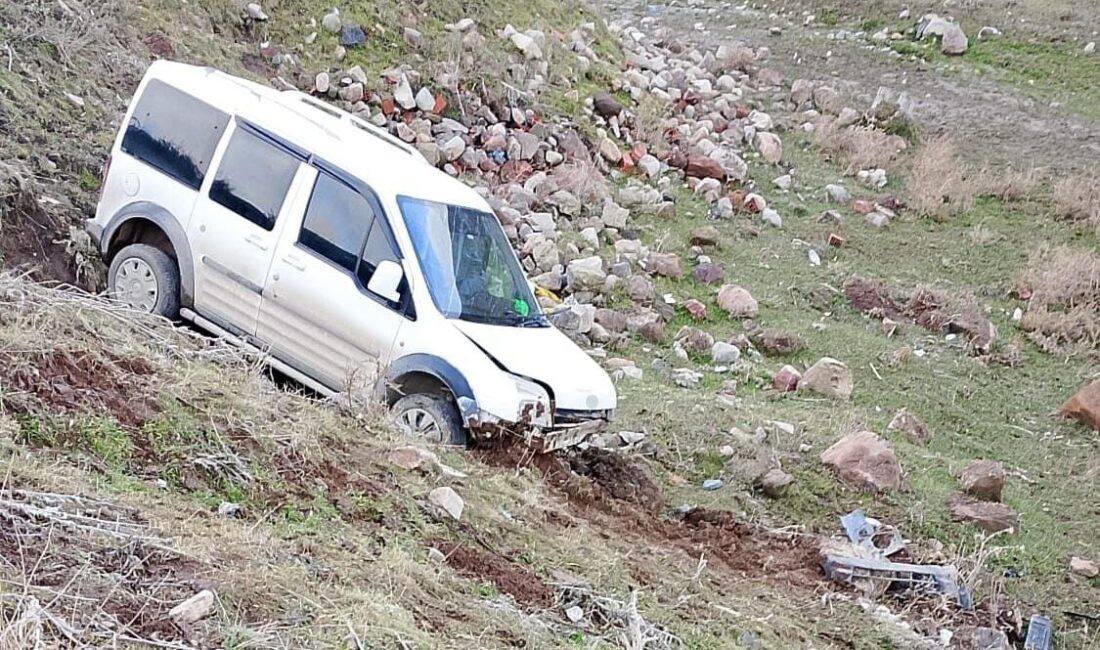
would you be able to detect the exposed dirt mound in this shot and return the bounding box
[673,508,823,584]
[567,449,665,514]
[903,288,997,355]
[0,349,160,427]
[844,277,997,355]
[475,442,665,515]
[432,540,553,609]
[843,276,900,318]
[0,179,79,286]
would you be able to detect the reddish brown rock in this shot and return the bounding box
[685,156,726,181]
[772,365,801,392]
[820,431,902,491]
[683,299,707,320]
[959,459,1005,502]
[1059,379,1100,431]
[948,494,1018,534]
[887,408,932,445]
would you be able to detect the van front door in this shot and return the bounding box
[188,121,305,336]
[257,166,410,394]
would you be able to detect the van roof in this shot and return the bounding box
[143,60,489,212]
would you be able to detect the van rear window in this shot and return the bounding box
[121,79,229,190]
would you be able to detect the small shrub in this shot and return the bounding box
[1019,245,1100,353]
[1052,172,1100,235]
[815,120,907,173]
[904,137,982,220]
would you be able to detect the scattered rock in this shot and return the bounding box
[1059,379,1100,431]
[799,357,853,400]
[647,252,683,279]
[684,299,707,320]
[825,184,850,204]
[565,605,585,623]
[676,326,715,355]
[567,256,607,292]
[887,408,931,444]
[429,486,465,520]
[415,87,436,113]
[717,284,758,318]
[711,341,741,364]
[758,468,794,498]
[321,9,342,33]
[216,501,241,517]
[959,459,1005,502]
[754,328,804,356]
[340,25,367,47]
[1070,556,1099,578]
[625,274,655,302]
[772,365,801,392]
[948,494,1018,533]
[593,91,624,119]
[821,431,902,491]
[169,590,215,626]
[245,3,268,21]
[689,225,721,247]
[692,262,724,285]
[755,132,782,164]
[685,156,726,181]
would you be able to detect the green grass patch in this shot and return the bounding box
[967,38,1100,120]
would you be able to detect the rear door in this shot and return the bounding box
[187,121,305,335]
[257,165,412,394]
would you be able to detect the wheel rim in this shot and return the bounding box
[115,257,159,312]
[398,407,443,442]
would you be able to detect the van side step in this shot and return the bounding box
[179,308,336,398]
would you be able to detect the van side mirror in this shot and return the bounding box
[368,259,404,303]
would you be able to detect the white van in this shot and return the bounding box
[87,61,616,449]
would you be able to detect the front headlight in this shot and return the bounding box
[511,374,553,428]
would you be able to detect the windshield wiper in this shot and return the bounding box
[501,313,549,328]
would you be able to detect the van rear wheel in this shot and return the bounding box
[108,243,180,319]
[393,394,467,446]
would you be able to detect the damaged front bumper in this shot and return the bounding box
[459,397,609,452]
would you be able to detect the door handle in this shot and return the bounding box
[282,256,306,272]
[245,234,269,251]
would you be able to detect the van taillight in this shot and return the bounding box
[99,154,111,201]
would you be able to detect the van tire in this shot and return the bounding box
[393,393,467,446]
[108,243,181,319]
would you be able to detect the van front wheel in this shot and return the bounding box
[108,243,181,319]
[393,394,467,447]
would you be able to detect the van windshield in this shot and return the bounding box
[399,196,547,328]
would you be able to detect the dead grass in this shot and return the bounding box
[904,137,986,220]
[815,120,907,173]
[1052,171,1100,235]
[1019,244,1100,352]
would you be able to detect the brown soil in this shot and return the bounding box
[431,539,554,609]
[0,348,160,427]
[672,508,823,584]
[0,181,79,286]
[476,443,823,591]
[475,442,665,515]
[843,276,901,318]
[844,276,998,354]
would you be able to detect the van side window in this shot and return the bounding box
[209,128,299,231]
[121,79,229,190]
[299,173,373,271]
[357,220,399,287]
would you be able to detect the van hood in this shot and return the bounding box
[450,320,617,412]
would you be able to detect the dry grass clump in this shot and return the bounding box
[1019,245,1100,353]
[904,137,987,220]
[815,120,907,173]
[551,159,611,204]
[1052,171,1100,235]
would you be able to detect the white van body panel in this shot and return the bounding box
[451,321,617,412]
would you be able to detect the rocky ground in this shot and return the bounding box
[2,0,1100,648]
